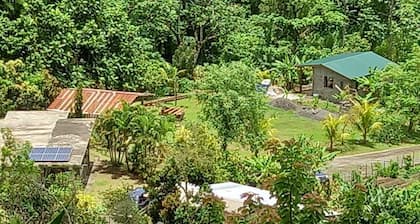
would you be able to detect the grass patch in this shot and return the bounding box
[85,149,142,199]
[168,97,328,143]
[298,98,340,113]
[167,97,413,156]
[267,105,327,142]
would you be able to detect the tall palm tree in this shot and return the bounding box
[350,99,382,144]
[160,64,186,105]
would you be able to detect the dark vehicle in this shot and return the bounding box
[129,187,149,208]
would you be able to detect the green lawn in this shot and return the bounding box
[168,97,328,143]
[85,97,418,198]
[267,105,327,142]
[166,97,415,155]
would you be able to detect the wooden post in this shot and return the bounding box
[371,162,374,176]
[413,152,415,166]
[365,164,368,178]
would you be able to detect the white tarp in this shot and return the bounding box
[210,182,276,206]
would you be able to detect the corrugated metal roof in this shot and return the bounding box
[298,51,394,79]
[48,88,153,115]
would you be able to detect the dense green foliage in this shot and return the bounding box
[368,47,420,138]
[336,173,420,223]
[103,187,151,224]
[171,122,225,185]
[0,129,107,224]
[0,59,59,117]
[1,0,418,93]
[93,103,174,176]
[1,0,419,223]
[267,137,334,224]
[198,62,268,154]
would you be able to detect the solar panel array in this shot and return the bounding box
[29,146,73,162]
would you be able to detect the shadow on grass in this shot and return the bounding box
[346,139,376,148]
[92,159,143,183]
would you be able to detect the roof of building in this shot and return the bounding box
[0,111,93,167]
[36,118,94,167]
[48,88,154,116]
[298,51,394,79]
[179,182,276,212]
[0,111,69,146]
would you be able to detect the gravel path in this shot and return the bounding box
[326,145,420,179]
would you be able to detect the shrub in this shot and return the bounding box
[403,155,413,171]
[178,78,195,93]
[103,187,151,224]
[174,193,225,224]
[217,151,249,184]
[74,193,107,224]
[372,112,408,144]
[375,161,400,178]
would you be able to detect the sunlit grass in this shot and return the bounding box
[169,97,413,155]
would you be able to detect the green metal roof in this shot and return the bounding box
[298,51,394,79]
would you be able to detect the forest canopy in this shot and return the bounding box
[0,0,418,96]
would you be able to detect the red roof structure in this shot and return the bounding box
[48,88,153,116]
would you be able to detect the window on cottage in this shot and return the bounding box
[327,78,334,88]
[340,81,344,89]
[324,76,328,88]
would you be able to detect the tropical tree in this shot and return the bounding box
[0,59,59,117]
[93,103,174,176]
[350,98,382,144]
[266,137,334,223]
[103,187,151,224]
[198,62,268,155]
[170,122,224,186]
[369,46,420,133]
[323,114,348,151]
[272,54,306,91]
[71,86,84,118]
[259,0,346,53]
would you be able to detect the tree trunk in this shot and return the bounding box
[222,139,228,151]
[363,130,367,144]
[329,137,334,151]
[125,149,131,172]
[298,68,303,93]
[408,117,414,133]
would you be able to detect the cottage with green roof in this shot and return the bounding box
[298,51,393,101]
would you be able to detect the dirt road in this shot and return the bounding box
[326,145,420,179]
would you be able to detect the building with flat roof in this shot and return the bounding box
[0,111,94,182]
[0,111,69,146]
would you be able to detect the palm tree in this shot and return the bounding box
[160,64,186,105]
[350,99,382,144]
[323,114,347,151]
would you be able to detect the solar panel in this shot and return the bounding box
[56,154,71,161]
[31,147,45,154]
[58,147,72,154]
[29,146,73,162]
[42,153,57,161]
[29,154,43,161]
